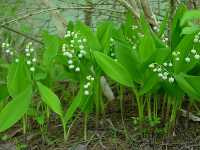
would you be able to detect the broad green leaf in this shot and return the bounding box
[64,89,82,124]
[93,51,134,87]
[181,25,200,35]
[139,72,160,95]
[7,58,31,97]
[139,32,156,62]
[171,4,187,50]
[154,48,170,63]
[0,84,9,102]
[115,42,143,83]
[181,10,200,26]
[0,86,32,132]
[37,82,63,116]
[139,14,151,34]
[159,13,168,37]
[97,21,113,51]
[175,73,200,99]
[42,32,59,67]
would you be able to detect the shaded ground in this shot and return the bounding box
[1,99,200,150]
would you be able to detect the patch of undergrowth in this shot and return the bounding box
[1,4,200,147]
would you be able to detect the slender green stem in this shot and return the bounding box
[22,114,27,135]
[84,113,88,141]
[119,86,128,139]
[62,120,67,141]
[134,90,144,124]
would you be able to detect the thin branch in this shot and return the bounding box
[1,25,43,45]
[0,6,124,26]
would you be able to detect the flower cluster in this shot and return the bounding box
[161,33,168,45]
[62,31,87,72]
[193,32,200,43]
[1,42,14,56]
[172,51,181,61]
[149,62,175,83]
[132,25,138,30]
[24,42,37,72]
[109,38,118,62]
[83,75,95,95]
[182,47,200,63]
[153,26,160,32]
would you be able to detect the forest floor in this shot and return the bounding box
[0,99,200,150]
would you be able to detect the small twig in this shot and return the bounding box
[0,6,124,26]
[1,25,43,45]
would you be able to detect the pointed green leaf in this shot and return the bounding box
[0,86,32,132]
[7,58,31,97]
[175,73,200,99]
[37,82,63,116]
[93,51,134,87]
[64,89,83,124]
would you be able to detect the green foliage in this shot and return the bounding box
[7,57,32,97]
[93,51,134,87]
[42,32,60,67]
[1,3,200,140]
[0,86,32,132]
[37,82,63,116]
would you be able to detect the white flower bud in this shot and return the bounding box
[68,60,73,64]
[168,62,173,67]
[15,58,19,63]
[67,53,73,58]
[153,68,157,72]
[194,38,198,43]
[83,38,87,42]
[111,53,115,57]
[5,49,10,53]
[157,68,162,72]
[26,53,30,57]
[191,49,196,54]
[162,76,167,80]
[172,52,177,56]
[176,57,180,61]
[84,90,89,95]
[74,34,78,38]
[30,48,34,52]
[80,50,86,55]
[163,62,168,66]
[25,48,29,52]
[2,43,6,48]
[110,38,114,42]
[10,51,13,55]
[185,57,190,63]
[27,60,31,65]
[149,63,155,68]
[163,72,169,76]
[194,54,200,60]
[158,73,163,77]
[69,65,74,69]
[79,45,84,49]
[75,67,80,72]
[84,84,88,89]
[169,77,175,83]
[86,75,91,80]
[78,53,83,58]
[32,58,37,62]
[30,67,35,72]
